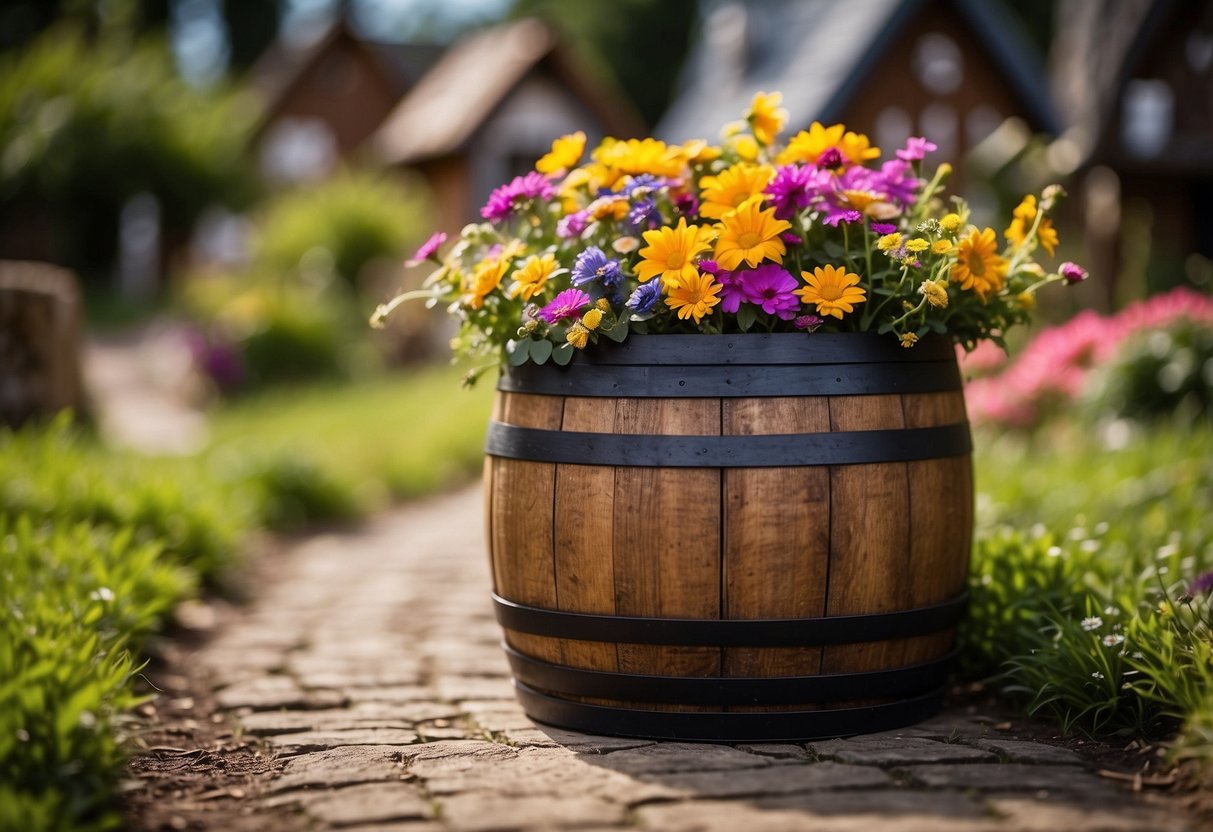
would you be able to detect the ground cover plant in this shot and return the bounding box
[965,408,1213,762]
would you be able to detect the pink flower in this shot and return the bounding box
[896,137,938,161]
[481,172,555,222]
[406,231,447,267]
[537,288,592,324]
[739,264,800,320]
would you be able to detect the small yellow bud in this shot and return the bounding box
[919,279,949,309]
[596,298,612,311]
[940,213,962,232]
[581,308,604,330]
[937,162,953,177]
[900,332,920,348]
[733,135,759,161]
[931,240,953,255]
[566,323,590,349]
[905,238,929,253]
[877,232,903,252]
[1017,291,1036,311]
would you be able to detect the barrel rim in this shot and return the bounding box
[535,331,955,368]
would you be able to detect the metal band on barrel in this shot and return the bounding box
[514,682,949,743]
[491,592,968,646]
[498,360,962,397]
[504,644,958,705]
[484,422,972,467]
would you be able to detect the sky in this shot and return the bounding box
[171,0,512,83]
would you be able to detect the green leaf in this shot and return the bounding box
[602,319,629,343]
[529,338,553,364]
[823,239,846,258]
[506,339,531,366]
[877,322,894,334]
[551,343,575,365]
[736,303,758,333]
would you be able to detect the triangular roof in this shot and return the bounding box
[657,0,1060,143]
[371,18,644,165]
[249,19,444,127]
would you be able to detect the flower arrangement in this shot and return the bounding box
[373,91,1084,379]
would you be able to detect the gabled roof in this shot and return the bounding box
[657,0,1060,143]
[249,19,443,125]
[371,18,645,165]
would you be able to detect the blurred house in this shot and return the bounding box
[370,18,644,232]
[251,20,444,184]
[1051,0,1213,305]
[658,0,1060,204]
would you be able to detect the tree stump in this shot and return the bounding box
[0,261,84,427]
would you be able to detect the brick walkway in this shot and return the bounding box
[179,486,1192,832]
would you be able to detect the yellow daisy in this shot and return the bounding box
[777,122,881,166]
[465,257,510,309]
[635,217,715,287]
[796,265,867,319]
[1004,194,1059,255]
[713,196,792,270]
[536,131,586,175]
[507,253,562,302]
[593,137,686,178]
[665,272,722,324]
[698,163,775,220]
[951,227,1009,301]
[747,91,788,146]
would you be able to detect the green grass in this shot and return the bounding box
[205,362,495,510]
[0,363,495,830]
[965,420,1213,756]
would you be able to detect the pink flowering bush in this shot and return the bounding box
[372,92,1081,378]
[963,287,1213,428]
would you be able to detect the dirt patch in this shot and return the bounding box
[122,598,307,832]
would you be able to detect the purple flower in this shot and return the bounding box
[620,174,665,196]
[699,260,720,275]
[795,314,825,332]
[896,137,938,161]
[766,164,816,220]
[571,246,623,288]
[781,232,803,245]
[406,231,447,266]
[557,210,591,239]
[628,197,661,230]
[1189,570,1213,596]
[626,281,662,314]
[674,191,699,218]
[873,159,919,206]
[870,222,897,235]
[740,264,800,320]
[537,288,592,323]
[480,172,555,222]
[715,269,746,314]
[1061,262,1089,284]
[817,147,844,169]
[823,209,862,227]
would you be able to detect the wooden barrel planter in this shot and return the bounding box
[483,333,972,742]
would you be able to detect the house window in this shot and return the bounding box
[920,103,958,159]
[875,107,911,157]
[260,117,338,183]
[912,33,963,96]
[1121,78,1174,158]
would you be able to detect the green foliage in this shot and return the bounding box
[253,168,429,288]
[1090,318,1213,425]
[0,25,257,277]
[965,421,1213,755]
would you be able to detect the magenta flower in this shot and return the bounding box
[715,269,746,313]
[406,231,447,266]
[557,210,591,239]
[896,137,938,161]
[1189,570,1213,597]
[794,314,825,332]
[1060,262,1089,284]
[781,231,803,245]
[537,288,592,324]
[766,164,817,220]
[823,209,862,227]
[740,264,800,320]
[481,172,556,222]
[816,147,844,169]
[870,222,897,235]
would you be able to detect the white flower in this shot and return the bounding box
[90,587,115,602]
[1047,546,1063,558]
[1102,634,1125,647]
[1091,671,1105,680]
[1104,605,1119,616]
[1081,616,1103,631]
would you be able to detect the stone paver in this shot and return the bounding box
[165,486,1194,831]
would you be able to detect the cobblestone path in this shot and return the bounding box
[174,486,1192,832]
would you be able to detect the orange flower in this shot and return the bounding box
[796,265,867,319]
[664,272,722,324]
[951,227,1009,301]
[698,163,775,220]
[713,196,791,270]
